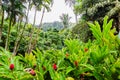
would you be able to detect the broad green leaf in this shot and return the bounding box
[66,66,75,75]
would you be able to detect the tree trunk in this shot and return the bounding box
[0,9,4,40]
[75,13,78,23]
[115,0,120,33]
[27,8,37,53]
[32,7,45,49]
[13,19,22,54]
[39,7,45,29]
[13,2,30,55]
[5,14,12,50]
[118,12,120,32]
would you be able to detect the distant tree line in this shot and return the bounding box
[41,21,63,31]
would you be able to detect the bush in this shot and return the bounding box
[72,20,93,42]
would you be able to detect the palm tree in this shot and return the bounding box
[13,0,31,55]
[65,0,75,7]
[60,13,71,29]
[0,4,4,40]
[27,6,37,54]
[0,0,10,40]
[65,0,78,22]
[27,0,43,53]
[4,0,26,50]
[12,15,25,55]
[27,0,53,53]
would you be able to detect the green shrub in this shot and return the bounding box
[72,20,93,42]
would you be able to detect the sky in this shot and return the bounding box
[28,0,75,25]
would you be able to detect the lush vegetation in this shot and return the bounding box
[0,0,120,80]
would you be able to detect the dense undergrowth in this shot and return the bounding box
[0,21,71,54]
[0,16,120,80]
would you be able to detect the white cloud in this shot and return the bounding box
[28,0,75,25]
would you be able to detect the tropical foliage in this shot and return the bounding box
[60,13,71,29]
[0,16,120,80]
[0,0,120,80]
[74,0,120,33]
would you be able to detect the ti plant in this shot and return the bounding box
[87,16,117,49]
[0,47,34,80]
[87,16,120,80]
